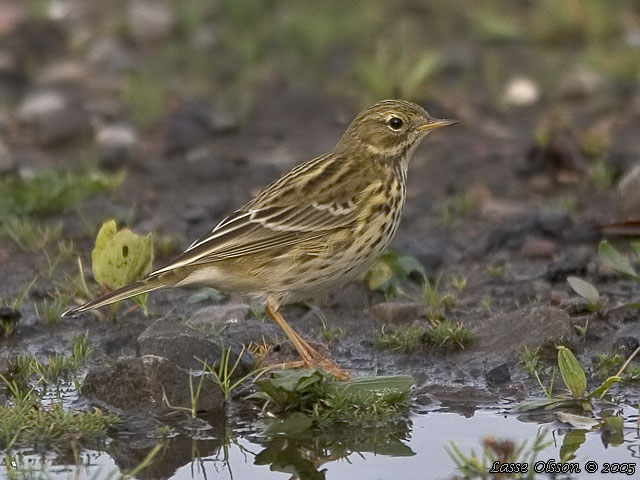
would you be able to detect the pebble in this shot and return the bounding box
[96,122,137,168]
[520,237,555,258]
[87,37,136,73]
[17,89,89,144]
[486,363,511,386]
[504,76,539,107]
[128,0,174,43]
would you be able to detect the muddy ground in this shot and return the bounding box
[1,0,640,477]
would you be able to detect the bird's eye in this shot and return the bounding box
[388,117,404,130]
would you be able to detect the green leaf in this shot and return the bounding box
[598,240,638,279]
[559,429,586,462]
[366,259,394,290]
[588,375,620,399]
[556,412,599,430]
[91,220,154,314]
[515,398,575,412]
[557,346,586,399]
[261,412,314,436]
[632,241,640,259]
[328,375,413,402]
[601,415,624,447]
[92,220,154,289]
[567,276,599,305]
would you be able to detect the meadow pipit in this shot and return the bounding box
[63,99,457,379]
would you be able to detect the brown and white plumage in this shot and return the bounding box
[62,100,456,379]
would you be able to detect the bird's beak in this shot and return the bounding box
[418,118,459,132]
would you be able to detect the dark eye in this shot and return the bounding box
[388,117,404,130]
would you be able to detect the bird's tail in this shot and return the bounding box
[61,276,166,318]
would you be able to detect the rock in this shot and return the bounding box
[616,161,640,216]
[165,101,239,154]
[504,76,539,107]
[521,131,587,178]
[189,303,252,328]
[96,123,137,169]
[137,317,253,374]
[480,199,529,220]
[393,236,446,273]
[615,322,640,356]
[545,249,591,281]
[486,363,511,386]
[520,237,555,258]
[221,318,283,346]
[533,210,571,237]
[417,385,499,414]
[87,37,136,73]
[558,69,607,99]
[613,336,639,358]
[190,26,220,49]
[82,355,224,415]
[474,307,577,357]
[16,90,89,144]
[184,205,210,224]
[36,60,88,86]
[370,302,424,325]
[128,0,174,43]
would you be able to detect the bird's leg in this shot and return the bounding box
[265,299,349,380]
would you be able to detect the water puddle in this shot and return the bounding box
[5,404,639,479]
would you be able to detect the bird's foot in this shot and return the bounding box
[272,351,350,381]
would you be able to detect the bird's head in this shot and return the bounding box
[337,99,457,160]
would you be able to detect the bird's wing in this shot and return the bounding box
[152,154,365,274]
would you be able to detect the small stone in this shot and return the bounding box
[369,302,424,325]
[616,161,640,216]
[545,249,591,281]
[96,123,137,169]
[36,60,87,85]
[504,76,539,107]
[480,199,528,220]
[520,237,555,258]
[221,318,283,346]
[558,69,607,99]
[137,317,253,375]
[82,355,224,415]
[486,363,511,386]
[17,90,89,144]
[128,0,174,43]
[17,90,65,122]
[614,323,640,356]
[184,206,209,224]
[534,210,571,237]
[87,37,136,73]
[613,336,639,357]
[166,101,239,154]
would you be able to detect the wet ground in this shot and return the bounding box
[2,1,640,479]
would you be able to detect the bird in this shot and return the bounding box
[62,99,457,380]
